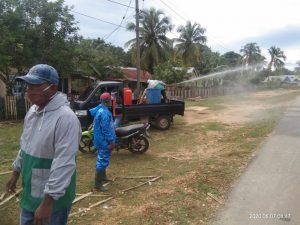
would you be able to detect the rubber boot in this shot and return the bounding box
[103,170,111,183]
[94,171,108,192]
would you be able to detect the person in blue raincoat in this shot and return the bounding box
[89,92,116,192]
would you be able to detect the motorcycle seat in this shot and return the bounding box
[116,124,146,137]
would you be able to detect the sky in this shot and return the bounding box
[62,0,300,70]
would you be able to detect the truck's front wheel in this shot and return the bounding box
[155,115,171,130]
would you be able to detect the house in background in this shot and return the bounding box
[0,80,5,97]
[0,68,19,97]
[59,71,97,96]
[186,67,201,79]
[60,67,152,98]
[262,75,300,86]
[120,67,152,90]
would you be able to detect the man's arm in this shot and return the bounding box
[6,150,23,193]
[6,170,20,193]
[34,194,54,225]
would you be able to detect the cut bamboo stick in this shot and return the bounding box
[72,192,92,204]
[207,192,223,204]
[76,193,112,197]
[121,176,162,193]
[0,159,14,163]
[159,155,183,160]
[69,197,113,218]
[168,156,182,160]
[0,171,12,175]
[89,197,113,208]
[103,182,110,187]
[0,193,7,201]
[0,189,22,206]
[116,175,157,179]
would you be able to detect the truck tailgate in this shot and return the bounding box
[123,100,184,117]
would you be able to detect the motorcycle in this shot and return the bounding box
[79,123,150,154]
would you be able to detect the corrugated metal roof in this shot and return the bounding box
[120,67,152,82]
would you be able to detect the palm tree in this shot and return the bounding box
[221,51,242,68]
[175,21,207,66]
[126,7,173,73]
[240,42,264,69]
[267,46,286,71]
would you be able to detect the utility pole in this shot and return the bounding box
[135,0,141,98]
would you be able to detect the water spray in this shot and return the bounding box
[178,63,264,85]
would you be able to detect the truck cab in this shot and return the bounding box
[72,81,123,128]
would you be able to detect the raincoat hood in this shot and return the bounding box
[89,104,106,118]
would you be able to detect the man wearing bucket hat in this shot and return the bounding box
[5,64,81,225]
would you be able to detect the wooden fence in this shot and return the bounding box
[0,95,78,121]
[0,96,31,120]
[166,85,225,99]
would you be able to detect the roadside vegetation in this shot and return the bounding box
[1,89,299,225]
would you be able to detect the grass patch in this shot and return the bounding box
[185,92,260,111]
[185,96,226,110]
[200,122,227,132]
[0,122,23,162]
[219,119,278,160]
[0,122,23,225]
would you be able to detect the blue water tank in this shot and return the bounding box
[146,88,161,104]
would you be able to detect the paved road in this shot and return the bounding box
[212,96,300,225]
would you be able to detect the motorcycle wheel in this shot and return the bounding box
[79,136,97,154]
[129,136,149,154]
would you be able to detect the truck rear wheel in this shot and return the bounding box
[155,115,171,130]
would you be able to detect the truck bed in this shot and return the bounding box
[123,100,184,118]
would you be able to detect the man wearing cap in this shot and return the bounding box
[5,64,81,225]
[89,92,116,192]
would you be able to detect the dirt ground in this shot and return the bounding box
[185,89,298,125]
